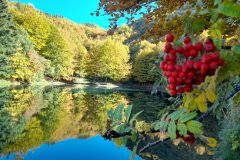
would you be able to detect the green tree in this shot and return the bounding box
[0,0,32,81]
[0,0,21,55]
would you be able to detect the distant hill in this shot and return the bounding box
[0,1,161,84]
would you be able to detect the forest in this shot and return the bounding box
[0,0,240,160]
[0,1,162,85]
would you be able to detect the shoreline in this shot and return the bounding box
[0,78,166,93]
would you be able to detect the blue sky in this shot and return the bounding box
[13,0,127,29]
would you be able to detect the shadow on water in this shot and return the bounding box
[0,85,215,160]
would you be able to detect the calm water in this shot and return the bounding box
[0,136,143,160]
[0,86,214,160]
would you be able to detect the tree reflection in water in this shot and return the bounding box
[0,86,214,160]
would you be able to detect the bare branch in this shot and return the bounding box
[138,138,170,153]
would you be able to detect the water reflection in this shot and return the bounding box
[1,136,143,160]
[0,86,165,160]
[0,86,214,160]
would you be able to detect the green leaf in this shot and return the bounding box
[160,112,169,121]
[209,29,222,39]
[154,120,169,131]
[209,8,219,21]
[178,112,198,123]
[129,140,140,160]
[186,120,203,135]
[214,0,222,6]
[231,92,240,106]
[213,38,223,50]
[168,108,187,121]
[184,17,193,35]
[107,109,114,119]
[125,105,132,123]
[218,2,240,18]
[153,121,162,130]
[131,131,138,142]
[177,123,188,136]
[114,123,126,132]
[129,110,143,126]
[231,45,240,54]
[113,104,125,121]
[199,9,209,15]
[168,121,176,140]
[192,19,207,33]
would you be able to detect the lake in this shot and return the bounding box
[0,85,214,160]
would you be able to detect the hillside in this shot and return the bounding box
[0,1,163,85]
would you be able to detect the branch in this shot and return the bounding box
[138,138,170,153]
[102,130,132,139]
[222,46,232,50]
[118,0,158,13]
[226,83,240,100]
[197,105,215,121]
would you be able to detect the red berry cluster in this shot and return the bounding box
[160,34,224,96]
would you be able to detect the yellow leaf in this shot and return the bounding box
[205,88,217,103]
[114,138,122,148]
[183,93,198,111]
[207,137,218,148]
[205,77,217,103]
[196,93,208,112]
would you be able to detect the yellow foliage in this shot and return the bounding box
[183,76,217,112]
[154,132,168,140]
[86,38,131,81]
[205,88,217,103]
[10,4,53,51]
[9,52,34,82]
[133,41,161,83]
[207,137,218,148]
[196,93,208,113]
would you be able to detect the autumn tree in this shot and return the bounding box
[9,52,34,82]
[86,38,131,81]
[41,28,74,80]
[133,41,162,83]
[10,3,53,52]
[74,44,88,77]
